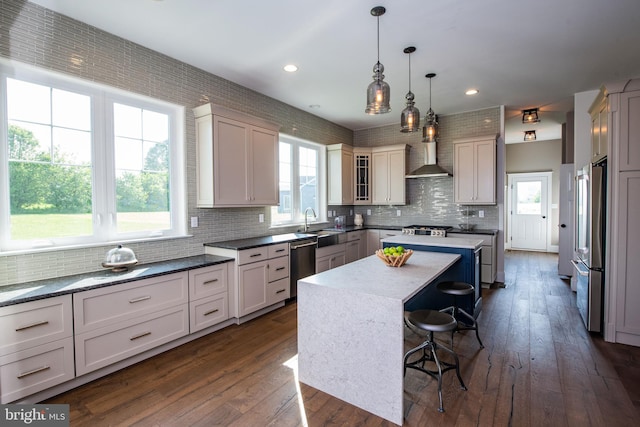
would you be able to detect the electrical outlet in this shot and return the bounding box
[328,210,332,218]
[350,209,353,216]
[190,216,198,228]
[397,210,401,216]
[479,210,484,218]
[367,209,371,216]
[259,213,264,223]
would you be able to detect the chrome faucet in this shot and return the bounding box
[303,207,317,232]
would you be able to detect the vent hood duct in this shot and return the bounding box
[405,141,452,178]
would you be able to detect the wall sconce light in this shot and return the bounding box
[524,130,536,141]
[522,108,540,124]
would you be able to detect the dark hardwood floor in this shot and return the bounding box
[46,251,640,426]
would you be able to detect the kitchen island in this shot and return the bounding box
[297,251,461,425]
[382,234,483,317]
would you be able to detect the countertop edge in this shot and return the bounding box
[0,254,234,308]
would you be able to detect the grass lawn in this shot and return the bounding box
[11,212,170,240]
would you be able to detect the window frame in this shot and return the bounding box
[271,134,326,228]
[0,61,186,253]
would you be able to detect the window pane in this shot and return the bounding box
[53,127,92,165]
[6,78,94,243]
[516,181,541,215]
[272,142,292,223]
[9,162,92,239]
[52,88,91,131]
[298,146,317,219]
[114,103,171,234]
[7,78,51,124]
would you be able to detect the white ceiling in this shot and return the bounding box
[27,0,640,143]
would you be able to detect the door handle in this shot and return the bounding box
[542,216,546,219]
[560,224,566,228]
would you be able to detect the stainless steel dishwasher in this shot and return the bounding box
[289,238,317,299]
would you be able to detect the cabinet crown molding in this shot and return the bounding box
[452,134,498,144]
[193,103,280,132]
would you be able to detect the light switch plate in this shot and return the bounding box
[190,216,198,228]
[396,210,401,216]
[479,210,484,218]
[259,214,264,223]
[367,209,371,216]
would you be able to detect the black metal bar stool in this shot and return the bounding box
[404,309,467,413]
[437,281,484,348]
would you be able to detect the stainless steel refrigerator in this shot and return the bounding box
[573,159,606,332]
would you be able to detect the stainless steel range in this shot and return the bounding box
[401,225,452,237]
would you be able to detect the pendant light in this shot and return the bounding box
[422,73,438,142]
[365,6,391,115]
[524,130,537,141]
[400,46,420,132]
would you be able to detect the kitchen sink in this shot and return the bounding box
[305,229,347,248]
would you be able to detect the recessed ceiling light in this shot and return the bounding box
[284,64,298,72]
[465,89,479,95]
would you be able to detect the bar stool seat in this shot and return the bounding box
[437,281,483,348]
[404,309,467,413]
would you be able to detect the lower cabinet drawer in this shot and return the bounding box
[268,256,289,282]
[189,293,229,333]
[267,277,289,305]
[75,305,189,376]
[0,337,75,403]
[0,295,72,355]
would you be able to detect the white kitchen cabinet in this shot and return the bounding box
[354,148,372,205]
[453,136,496,205]
[193,103,280,207]
[327,144,354,205]
[346,230,366,262]
[188,264,230,333]
[0,295,74,403]
[366,229,381,254]
[73,272,189,375]
[210,242,290,319]
[372,145,407,205]
[590,93,608,163]
[316,244,346,273]
[595,79,640,346]
[618,89,640,171]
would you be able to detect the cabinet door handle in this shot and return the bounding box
[276,267,285,271]
[15,320,49,332]
[276,289,286,294]
[250,253,262,258]
[275,248,285,253]
[203,308,219,316]
[203,278,219,285]
[129,296,151,304]
[17,365,51,379]
[130,331,151,341]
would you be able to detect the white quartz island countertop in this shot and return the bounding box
[297,251,461,426]
[381,234,483,250]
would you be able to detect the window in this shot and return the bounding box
[0,63,185,252]
[271,134,325,227]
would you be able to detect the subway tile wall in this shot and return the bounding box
[0,0,351,286]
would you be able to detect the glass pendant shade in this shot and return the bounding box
[400,46,419,132]
[422,73,438,142]
[422,108,438,142]
[522,108,540,124]
[365,6,390,115]
[366,62,391,114]
[400,92,420,132]
[524,130,536,141]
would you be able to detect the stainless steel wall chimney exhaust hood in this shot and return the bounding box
[405,141,452,178]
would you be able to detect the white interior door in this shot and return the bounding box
[509,172,551,251]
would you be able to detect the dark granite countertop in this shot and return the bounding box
[204,232,318,250]
[0,254,233,308]
[448,228,498,235]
